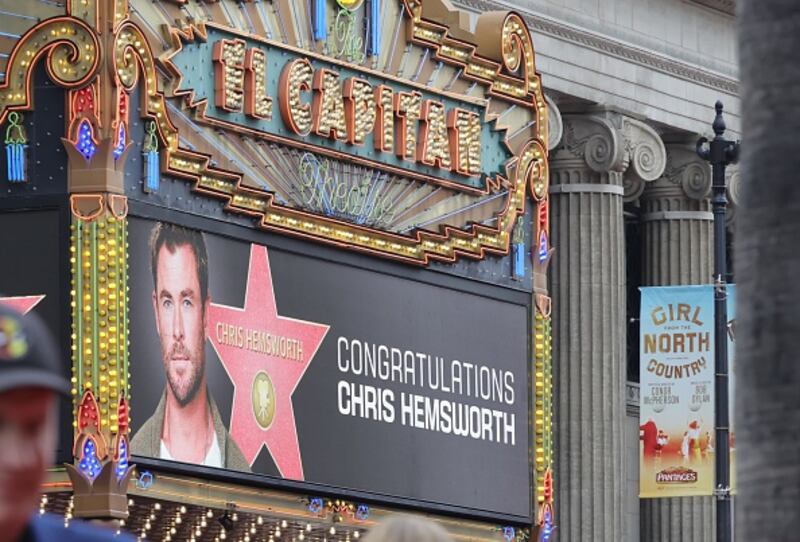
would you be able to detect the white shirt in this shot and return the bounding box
[159,434,222,468]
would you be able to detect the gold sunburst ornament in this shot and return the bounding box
[336,0,365,11]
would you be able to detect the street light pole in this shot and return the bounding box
[697,101,739,542]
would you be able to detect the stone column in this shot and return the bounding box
[550,110,666,541]
[639,138,714,542]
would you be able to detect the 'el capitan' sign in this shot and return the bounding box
[124,0,550,264]
[164,23,509,194]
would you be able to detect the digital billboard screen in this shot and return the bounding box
[128,216,531,519]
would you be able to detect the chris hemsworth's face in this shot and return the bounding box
[152,244,207,407]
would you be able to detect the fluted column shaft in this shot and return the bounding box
[639,142,714,542]
[551,159,626,541]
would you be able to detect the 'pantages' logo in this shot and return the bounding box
[656,467,698,484]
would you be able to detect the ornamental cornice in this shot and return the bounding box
[454,0,739,95]
[558,111,667,199]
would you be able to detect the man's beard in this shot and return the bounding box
[164,341,205,408]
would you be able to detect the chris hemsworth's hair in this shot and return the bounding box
[149,222,209,304]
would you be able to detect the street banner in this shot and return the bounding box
[640,286,715,497]
[128,217,531,519]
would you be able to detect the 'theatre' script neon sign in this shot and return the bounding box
[166,24,511,194]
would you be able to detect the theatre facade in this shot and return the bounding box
[0,0,555,540]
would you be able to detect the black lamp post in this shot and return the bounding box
[696,101,739,542]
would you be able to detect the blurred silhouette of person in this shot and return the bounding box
[362,515,454,542]
[0,303,134,541]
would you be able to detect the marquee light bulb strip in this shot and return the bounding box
[70,212,130,437]
[533,309,553,515]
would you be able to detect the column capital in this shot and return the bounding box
[557,111,667,198]
[643,138,713,203]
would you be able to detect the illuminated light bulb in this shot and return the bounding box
[306,524,312,532]
[281,520,287,528]
[257,517,264,525]
[330,527,336,535]
[207,510,214,518]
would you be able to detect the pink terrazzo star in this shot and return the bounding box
[207,245,328,481]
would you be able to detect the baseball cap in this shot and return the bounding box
[0,303,69,395]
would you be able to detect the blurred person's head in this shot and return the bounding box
[149,223,210,408]
[0,303,68,540]
[361,516,454,542]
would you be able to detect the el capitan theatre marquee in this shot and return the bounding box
[0,0,553,540]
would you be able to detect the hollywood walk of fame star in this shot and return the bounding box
[208,244,329,481]
[0,295,45,314]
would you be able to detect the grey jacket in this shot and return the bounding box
[130,391,251,472]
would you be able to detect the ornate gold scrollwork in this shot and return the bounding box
[500,14,536,95]
[114,21,180,152]
[0,16,101,124]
